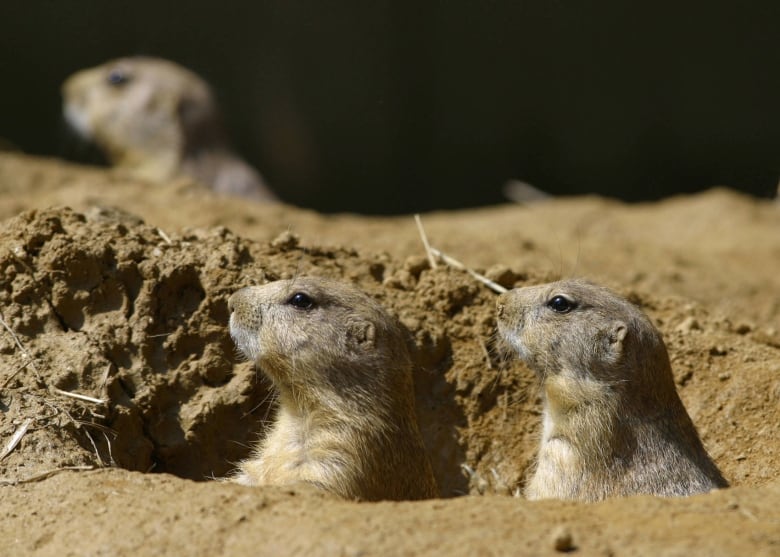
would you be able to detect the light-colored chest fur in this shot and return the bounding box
[234,405,356,492]
[525,376,619,501]
[526,412,587,500]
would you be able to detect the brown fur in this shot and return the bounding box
[227,277,438,501]
[62,56,276,201]
[496,279,728,501]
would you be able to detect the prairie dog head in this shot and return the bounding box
[61,57,225,180]
[228,277,411,408]
[496,279,675,409]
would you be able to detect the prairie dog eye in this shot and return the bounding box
[107,68,131,87]
[287,292,314,309]
[547,295,576,313]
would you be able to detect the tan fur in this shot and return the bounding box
[227,277,438,501]
[496,279,728,501]
[62,56,276,201]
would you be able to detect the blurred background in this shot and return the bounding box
[2,2,779,214]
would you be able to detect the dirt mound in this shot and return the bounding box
[0,205,526,494]
[0,153,778,556]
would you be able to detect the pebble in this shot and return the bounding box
[676,316,700,333]
[552,525,575,552]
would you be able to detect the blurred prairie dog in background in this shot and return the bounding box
[62,56,277,201]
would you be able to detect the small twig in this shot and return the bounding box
[50,387,106,405]
[429,248,508,294]
[53,400,79,430]
[0,465,95,486]
[98,364,112,397]
[75,421,115,435]
[490,467,506,490]
[739,506,759,522]
[479,339,494,370]
[0,313,41,381]
[83,429,105,467]
[31,395,64,422]
[0,418,33,461]
[414,214,438,270]
[157,228,172,245]
[0,313,38,373]
[460,463,477,479]
[0,313,30,357]
[102,431,116,466]
[1,359,33,390]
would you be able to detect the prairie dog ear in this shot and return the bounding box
[609,321,628,345]
[346,320,376,351]
[600,320,627,360]
[177,90,226,151]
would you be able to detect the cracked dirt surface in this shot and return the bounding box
[0,152,778,556]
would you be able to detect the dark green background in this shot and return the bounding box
[2,2,779,213]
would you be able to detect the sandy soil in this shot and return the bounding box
[0,152,778,556]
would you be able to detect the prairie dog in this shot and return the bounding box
[62,56,276,201]
[497,279,727,501]
[228,277,438,501]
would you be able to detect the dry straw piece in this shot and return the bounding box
[0,419,33,462]
[0,465,95,486]
[414,215,508,294]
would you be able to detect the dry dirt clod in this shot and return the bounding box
[270,230,299,250]
[552,525,575,552]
